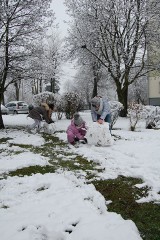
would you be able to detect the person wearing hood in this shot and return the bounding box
[27,103,54,133]
[41,102,55,120]
[66,112,88,145]
[91,96,111,131]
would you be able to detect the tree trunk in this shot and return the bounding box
[0,27,9,129]
[0,94,5,129]
[51,77,55,93]
[92,64,98,98]
[92,76,98,98]
[15,81,20,101]
[0,113,5,129]
[116,85,128,117]
[0,16,9,129]
[36,80,39,94]
[40,77,42,93]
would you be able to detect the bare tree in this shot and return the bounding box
[44,33,62,93]
[67,67,93,108]
[65,62,115,110]
[64,0,160,116]
[128,75,148,105]
[0,0,54,128]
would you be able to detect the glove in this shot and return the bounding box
[80,137,88,144]
[48,120,54,124]
[97,119,104,124]
[74,137,79,142]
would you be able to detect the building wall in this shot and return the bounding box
[148,72,160,106]
[148,42,160,106]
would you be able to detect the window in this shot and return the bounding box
[11,103,16,107]
[18,102,24,106]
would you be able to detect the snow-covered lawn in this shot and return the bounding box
[0,112,160,240]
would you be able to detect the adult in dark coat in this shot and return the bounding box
[27,106,54,132]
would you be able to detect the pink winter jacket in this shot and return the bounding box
[66,119,87,143]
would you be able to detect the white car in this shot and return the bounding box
[1,104,9,115]
[5,101,29,114]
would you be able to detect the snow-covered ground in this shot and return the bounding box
[0,112,160,240]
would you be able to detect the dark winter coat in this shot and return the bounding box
[28,106,52,124]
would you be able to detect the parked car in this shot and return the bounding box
[1,104,9,115]
[5,101,29,114]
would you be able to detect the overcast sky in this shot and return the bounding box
[51,0,69,37]
[51,0,77,93]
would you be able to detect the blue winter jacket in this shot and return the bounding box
[91,97,111,122]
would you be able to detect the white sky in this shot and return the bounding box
[51,0,69,37]
[0,112,160,239]
[51,0,77,94]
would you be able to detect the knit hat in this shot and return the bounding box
[73,113,84,126]
[91,96,100,108]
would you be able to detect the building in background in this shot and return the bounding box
[147,0,160,106]
[148,71,160,106]
[148,45,160,106]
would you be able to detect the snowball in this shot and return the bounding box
[43,122,56,134]
[86,122,113,146]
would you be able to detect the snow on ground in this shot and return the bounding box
[0,151,49,174]
[56,111,160,203]
[0,112,160,240]
[0,173,141,240]
[1,129,45,146]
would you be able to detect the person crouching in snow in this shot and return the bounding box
[41,102,55,121]
[91,96,111,132]
[67,113,88,145]
[27,104,54,133]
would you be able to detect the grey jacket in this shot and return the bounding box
[28,106,51,124]
[91,97,111,122]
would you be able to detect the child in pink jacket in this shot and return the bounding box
[66,113,88,145]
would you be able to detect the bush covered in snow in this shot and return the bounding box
[32,92,85,120]
[109,101,124,129]
[54,94,65,120]
[142,105,160,129]
[32,92,65,120]
[33,92,55,107]
[63,92,84,119]
[128,103,144,131]
[127,103,160,131]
